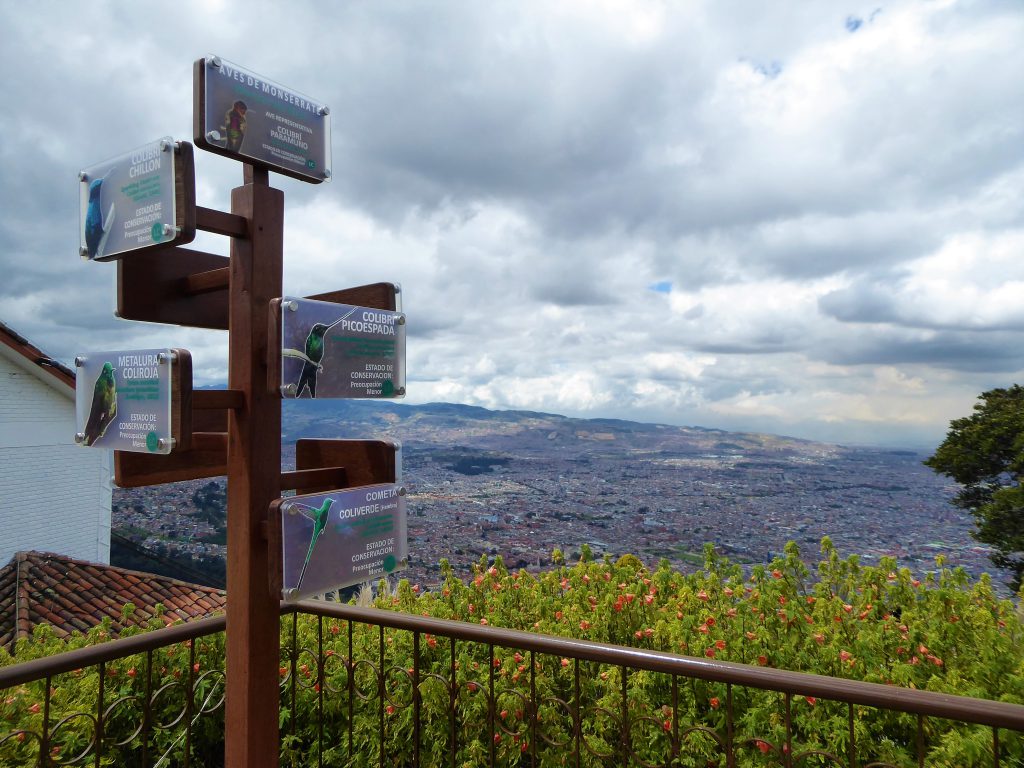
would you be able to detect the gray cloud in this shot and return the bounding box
[1,1,1023,447]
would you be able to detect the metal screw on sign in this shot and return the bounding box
[74,356,85,367]
[206,131,220,142]
[398,487,407,497]
[280,383,298,397]
[283,300,298,312]
[79,247,90,260]
[162,224,178,239]
[157,437,175,451]
[395,387,406,396]
[78,171,88,182]
[286,588,299,599]
[397,314,406,326]
[157,351,177,364]
[74,432,86,444]
[209,56,222,69]
[318,106,330,117]
[323,169,331,180]
[160,140,172,152]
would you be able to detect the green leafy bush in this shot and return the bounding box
[2,541,1022,766]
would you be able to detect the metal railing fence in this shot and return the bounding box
[1,602,1022,766]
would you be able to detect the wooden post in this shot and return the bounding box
[225,164,282,768]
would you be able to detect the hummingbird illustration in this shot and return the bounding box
[83,362,117,446]
[283,307,356,398]
[296,323,330,398]
[221,100,248,153]
[294,498,335,590]
[83,174,115,259]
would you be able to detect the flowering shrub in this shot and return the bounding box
[1,539,1022,766]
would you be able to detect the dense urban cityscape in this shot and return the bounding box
[112,401,1008,593]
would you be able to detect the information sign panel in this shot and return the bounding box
[74,349,178,454]
[78,138,194,261]
[279,296,406,399]
[195,55,331,183]
[277,484,408,600]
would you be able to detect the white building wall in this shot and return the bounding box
[0,352,112,564]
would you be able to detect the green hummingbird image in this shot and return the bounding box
[295,498,335,590]
[296,322,330,398]
[83,362,117,446]
[283,307,356,398]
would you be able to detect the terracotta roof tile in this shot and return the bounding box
[0,551,226,649]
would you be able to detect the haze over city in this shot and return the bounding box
[1,1,1022,447]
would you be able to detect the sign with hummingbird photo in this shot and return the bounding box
[74,348,184,455]
[78,138,195,261]
[194,56,331,184]
[277,296,406,400]
[275,484,408,601]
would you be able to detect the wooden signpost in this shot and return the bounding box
[75,57,408,767]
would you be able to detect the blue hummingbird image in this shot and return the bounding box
[84,173,115,259]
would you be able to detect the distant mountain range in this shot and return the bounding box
[280,398,858,455]
[134,396,1002,590]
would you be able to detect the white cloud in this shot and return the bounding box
[0,0,1021,448]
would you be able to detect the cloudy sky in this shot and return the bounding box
[1,0,1021,448]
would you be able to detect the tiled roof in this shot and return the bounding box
[0,551,225,649]
[0,320,75,390]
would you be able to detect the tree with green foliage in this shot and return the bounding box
[925,384,1024,591]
